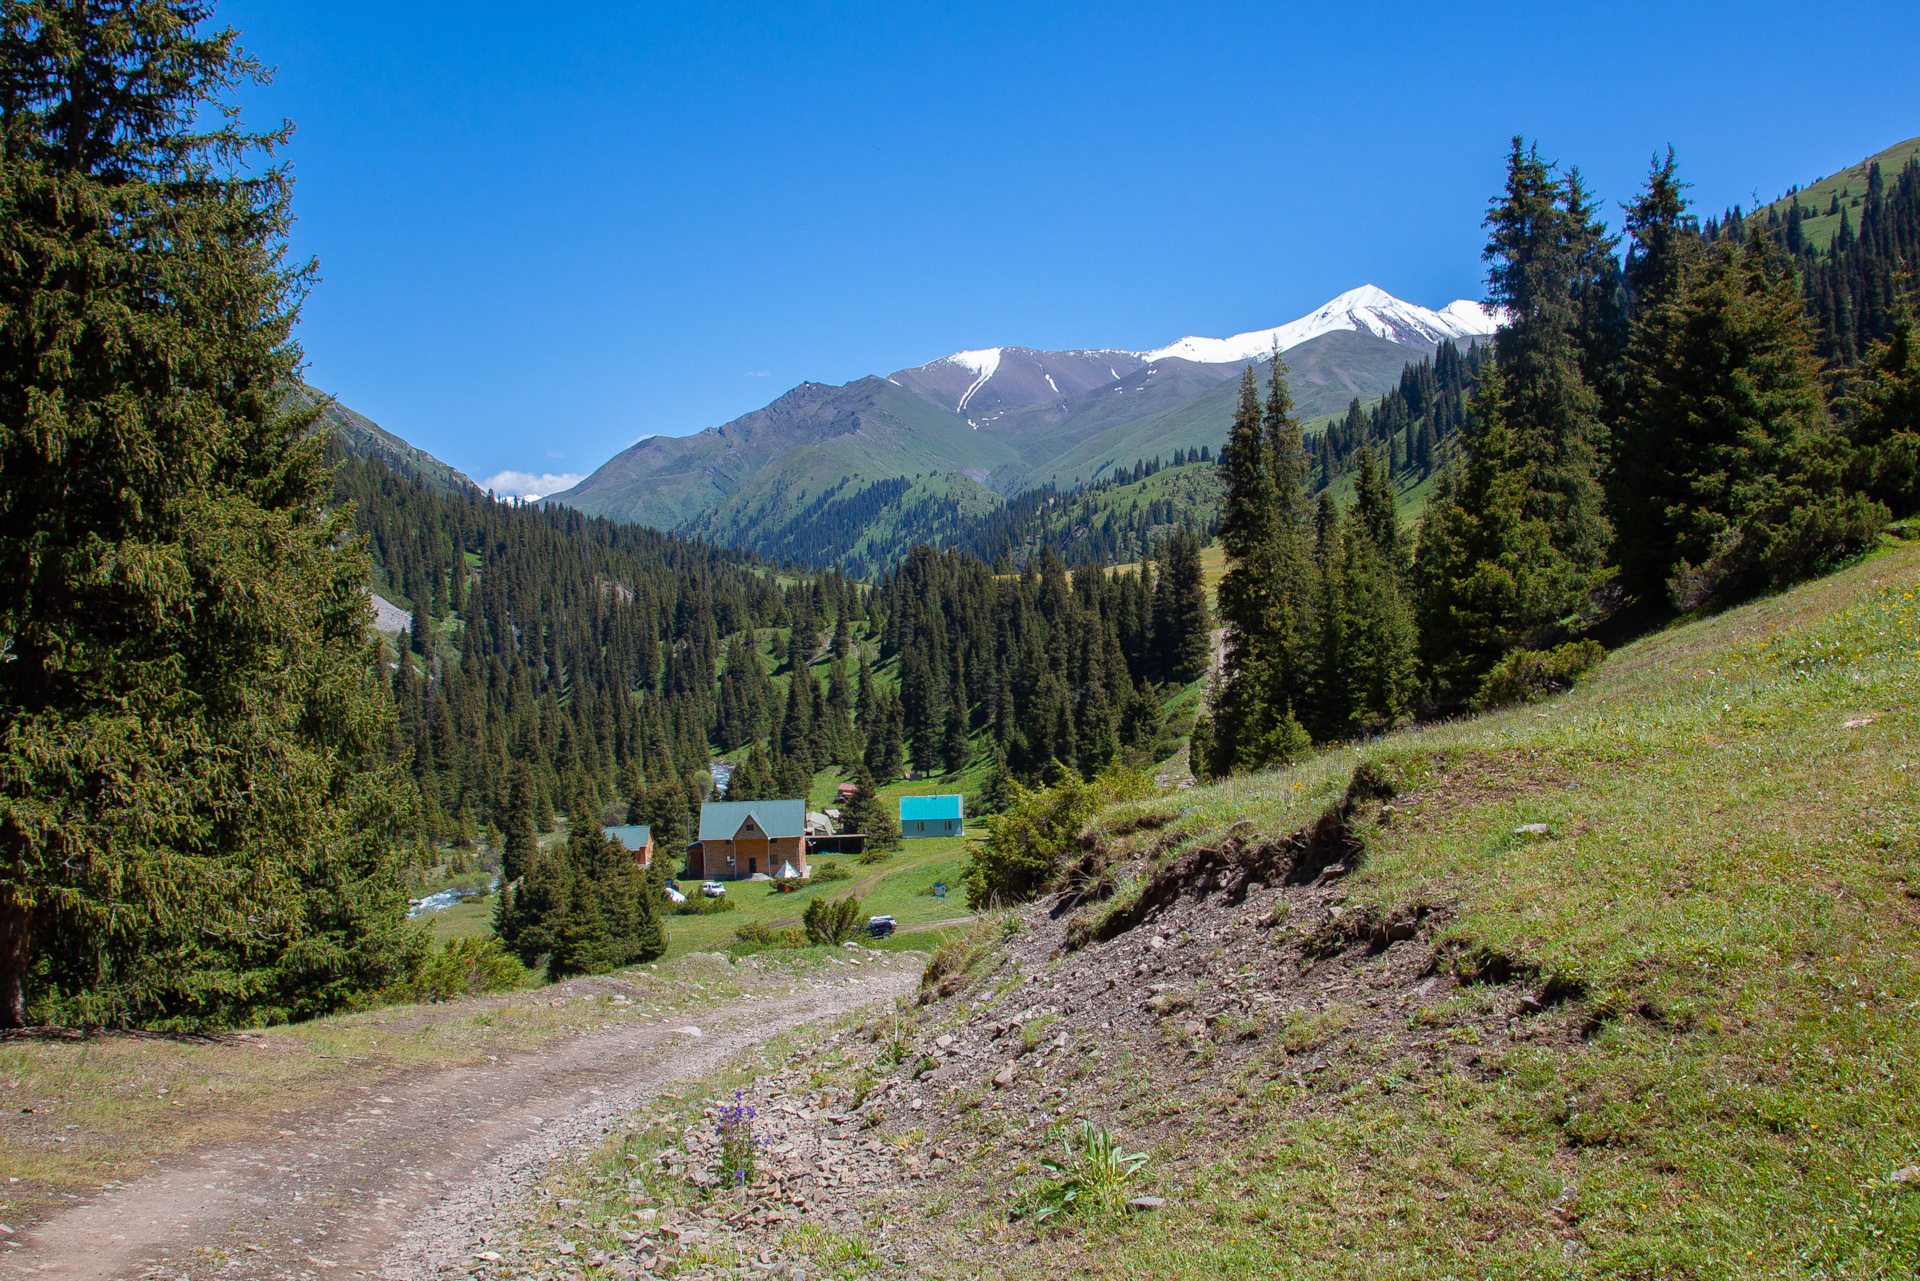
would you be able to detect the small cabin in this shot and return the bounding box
[602,824,653,867]
[900,794,964,839]
[692,799,807,880]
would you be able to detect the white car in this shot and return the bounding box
[700,881,727,898]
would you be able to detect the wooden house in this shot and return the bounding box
[692,799,807,880]
[602,824,653,867]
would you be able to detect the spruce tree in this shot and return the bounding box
[1209,369,1278,773]
[1414,365,1584,701]
[1623,231,1881,601]
[548,829,663,977]
[941,701,971,774]
[1149,527,1209,684]
[1484,138,1614,589]
[633,777,689,867]
[1844,306,1920,516]
[727,740,776,801]
[838,765,897,848]
[0,2,419,1026]
[502,761,539,881]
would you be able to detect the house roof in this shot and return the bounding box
[603,825,651,851]
[900,794,964,822]
[699,799,808,841]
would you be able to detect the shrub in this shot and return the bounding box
[1470,640,1606,712]
[803,893,863,945]
[673,895,738,916]
[919,915,1002,1002]
[734,920,805,949]
[963,760,1149,908]
[811,861,853,882]
[391,936,525,1003]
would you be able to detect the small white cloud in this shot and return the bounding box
[545,450,565,459]
[746,370,770,377]
[483,469,585,501]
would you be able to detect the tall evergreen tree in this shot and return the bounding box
[548,829,663,977]
[1484,138,1614,588]
[1621,231,1882,602]
[1414,365,1586,702]
[501,760,539,881]
[838,765,897,848]
[0,1,419,1027]
[1149,527,1210,684]
[1844,306,1920,516]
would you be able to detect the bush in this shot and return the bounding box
[734,920,806,950]
[962,760,1149,909]
[673,895,738,916]
[1470,640,1606,712]
[811,861,853,882]
[803,893,863,945]
[390,936,525,1003]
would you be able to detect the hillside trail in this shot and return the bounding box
[5,962,918,1281]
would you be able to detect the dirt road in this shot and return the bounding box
[4,962,917,1281]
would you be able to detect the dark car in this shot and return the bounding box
[866,914,896,939]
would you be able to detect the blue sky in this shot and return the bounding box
[226,1,1920,496]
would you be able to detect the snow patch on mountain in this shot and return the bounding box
[937,348,1003,412]
[1142,285,1501,364]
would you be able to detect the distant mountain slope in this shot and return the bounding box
[888,347,1146,422]
[548,376,1011,530]
[298,384,477,497]
[1010,328,1444,491]
[545,285,1497,566]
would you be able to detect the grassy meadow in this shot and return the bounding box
[969,536,1920,1279]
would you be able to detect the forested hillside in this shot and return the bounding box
[1194,138,1920,781]
[1737,140,1920,366]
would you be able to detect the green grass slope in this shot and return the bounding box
[885,539,1920,1278]
[1756,133,1920,255]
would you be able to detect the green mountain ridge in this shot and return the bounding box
[548,327,1446,566]
[299,384,478,497]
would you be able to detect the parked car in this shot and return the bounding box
[866,914,896,938]
[700,881,726,898]
[663,884,688,904]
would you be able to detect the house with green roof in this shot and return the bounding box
[900,794,964,839]
[694,799,808,879]
[602,824,653,867]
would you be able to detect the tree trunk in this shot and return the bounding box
[0,900,29,1028]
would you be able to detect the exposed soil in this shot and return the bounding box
[0,958,918,1281]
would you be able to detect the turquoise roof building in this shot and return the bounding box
[899,794,964,839]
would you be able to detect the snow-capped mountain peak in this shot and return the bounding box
[1141,285,1499,364]
[888,287,1501,423]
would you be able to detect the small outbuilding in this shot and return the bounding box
[602,824,653,867]
[900,794,964,839]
